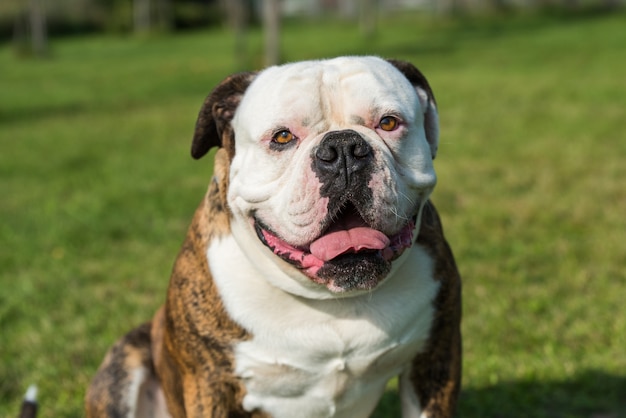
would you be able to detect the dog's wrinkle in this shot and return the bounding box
[286,201,325,228]
[286,200,317,216]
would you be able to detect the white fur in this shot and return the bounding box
[228,57,437,250]
[136,375,172,418]
[126,368,147,418]
[208,235,439,418]
[127,367,172,418]
[400,368,424,418]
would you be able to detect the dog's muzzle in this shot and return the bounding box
[253,130,418,293]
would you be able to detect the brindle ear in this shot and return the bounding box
[191,72,257,160]
[386,59,439,159]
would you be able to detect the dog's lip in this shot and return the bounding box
[253,209,416,278]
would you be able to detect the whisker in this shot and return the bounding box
[389,206,410,222]
[397,190,416,206]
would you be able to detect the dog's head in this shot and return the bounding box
[192,57,439,298]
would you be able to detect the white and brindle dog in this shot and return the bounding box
[86,56,462,418]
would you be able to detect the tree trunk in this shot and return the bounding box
[490,0,511,13]
[155,0,173,31]
[134,0,151,34]
[450,0,467,17]
[29,0,48,57]
[359,0,377,40]
[223,0,248,69]
[263,0,281,67]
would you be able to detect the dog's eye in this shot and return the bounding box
[272,130,295,144]
[378,116,399,131]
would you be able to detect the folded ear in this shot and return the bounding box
[386,59,439,159]
[191,72,257,160]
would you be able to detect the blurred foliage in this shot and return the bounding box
[1,0,623,43]
[0,0,224,41]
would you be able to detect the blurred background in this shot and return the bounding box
[3,0,625,63]
[1,1,625,417]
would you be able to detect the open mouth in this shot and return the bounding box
[254,203,416,291]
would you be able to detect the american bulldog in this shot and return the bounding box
[86,56,462,418]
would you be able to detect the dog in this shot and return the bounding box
[85,56,462,418]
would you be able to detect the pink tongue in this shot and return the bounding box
[309,227,390,261]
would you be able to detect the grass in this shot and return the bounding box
[1,10,626,418]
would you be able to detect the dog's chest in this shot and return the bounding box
[208,236,440,418]
[234,313,427,418]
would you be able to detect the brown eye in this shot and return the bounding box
[379,116,398,131]
[273,130,295,144]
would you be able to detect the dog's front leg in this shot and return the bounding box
[399,317,461,418]
[398,280,462,418]
[177,375,270,418]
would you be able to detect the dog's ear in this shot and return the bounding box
[191,72,257,160]
[387,59,439,159]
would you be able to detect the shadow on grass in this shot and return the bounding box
[372,370,626,418]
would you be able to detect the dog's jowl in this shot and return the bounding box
[86,56,462,418]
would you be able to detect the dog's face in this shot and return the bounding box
[193,57,439,298]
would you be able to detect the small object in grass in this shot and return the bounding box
[19,385,37,418]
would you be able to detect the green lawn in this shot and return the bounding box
[1,11,625,418]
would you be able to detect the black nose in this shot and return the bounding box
[313,130,373,194]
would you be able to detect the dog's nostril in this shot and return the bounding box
[317,145,338,163]
[351,143,371,159]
